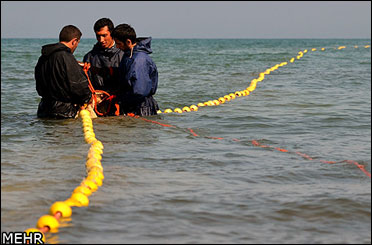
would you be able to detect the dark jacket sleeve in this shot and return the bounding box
[35,56,46,97]
[64,54,92,105]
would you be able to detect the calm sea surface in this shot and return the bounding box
[1,38,371,244]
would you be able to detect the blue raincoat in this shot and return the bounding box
[118,37,159,116]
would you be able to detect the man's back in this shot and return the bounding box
[118,37,159,116]
[35,42,91,118]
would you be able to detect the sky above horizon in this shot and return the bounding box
[1,1,371,39]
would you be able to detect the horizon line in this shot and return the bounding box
[1,37,371,40]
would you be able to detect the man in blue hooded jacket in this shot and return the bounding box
[110,23,159,116]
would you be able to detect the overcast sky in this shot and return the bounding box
[1,1,371,39]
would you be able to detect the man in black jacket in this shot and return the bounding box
[35,25,92,119]
[83,18,124,94]
[83,18,124,116]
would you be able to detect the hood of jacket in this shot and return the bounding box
[133,37,153,54]
[41,43,71,56]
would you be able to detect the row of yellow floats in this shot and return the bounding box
[158,44,370,114]
[24,109,104,243]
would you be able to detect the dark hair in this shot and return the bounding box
[94,18,114,33]
[59,25,82,42]
[111,24,136,43]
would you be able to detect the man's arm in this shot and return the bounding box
[64,55,92,105]
[130,58,153,98]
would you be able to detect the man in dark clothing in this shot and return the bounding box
[83,18,124,93]
[111,24,159,116]
[35,25,92,119]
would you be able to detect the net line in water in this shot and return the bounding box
[129,43,371,178]
[126,113,371,179]
[158,44,371,114]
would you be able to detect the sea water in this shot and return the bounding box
[1,38,371,243]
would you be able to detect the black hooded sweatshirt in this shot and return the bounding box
[35,43,92,118]
[83,42,124,92]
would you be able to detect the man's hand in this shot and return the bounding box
[83,62,91,71]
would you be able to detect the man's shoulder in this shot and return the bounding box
[83,43,101,58]
[51,48,74,62]
[134,52,155,64]
[83,49,94,61]
[85,46,123,58]
[134,51,152,59]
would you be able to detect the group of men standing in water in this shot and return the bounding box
[35,18,159,119]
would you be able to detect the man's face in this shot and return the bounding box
[95,26,114,49]
[114,39,128,51]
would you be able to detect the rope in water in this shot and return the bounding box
[24,109,104,242]
[126,114,371,178]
